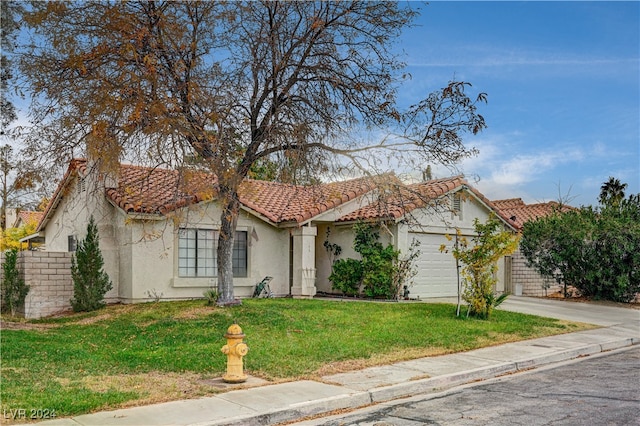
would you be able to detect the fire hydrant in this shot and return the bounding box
[221,323,249,383]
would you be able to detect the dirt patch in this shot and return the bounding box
[73,313,113,325]
[53,371,271,410]
[174,306,215,320]
[0,320,59,331]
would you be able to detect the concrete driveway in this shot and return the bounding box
[498,296,640,326]
[422,295,640,326]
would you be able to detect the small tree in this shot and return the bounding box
[1,248,29,316]
[442,215,519,319]
[1,216,38,250]
[70,216,112,312]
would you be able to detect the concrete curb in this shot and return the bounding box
[195,337,637,426]
[368,361,517,404]
[198,392,372,426]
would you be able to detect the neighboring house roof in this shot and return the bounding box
[13,211,44,228]
[337,176,518,231]
[492,198,526,209]
[493,199,574,230]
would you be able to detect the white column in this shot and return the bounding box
[291,226,317,298]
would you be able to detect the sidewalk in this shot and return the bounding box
[25,300,640,426]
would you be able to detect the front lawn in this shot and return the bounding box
[0,298,593,420]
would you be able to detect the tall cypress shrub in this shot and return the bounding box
[70,216,112,312]
[1,249,30,316]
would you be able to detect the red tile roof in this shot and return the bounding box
[238,175,385,224]
[336,176,518,230]
[39,159,382,227]
[337,176,466,222]
[494,201,574,230]
[106,164,218,215]
[14,211,44,227]
[37,159,517,231]
[492,198,526,209]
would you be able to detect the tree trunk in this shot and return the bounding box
[216,188,241,306]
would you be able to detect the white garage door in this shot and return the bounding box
[409,233,460,298]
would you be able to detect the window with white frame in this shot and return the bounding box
[178,229,248,277]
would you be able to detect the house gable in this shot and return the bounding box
[336,176,517,231]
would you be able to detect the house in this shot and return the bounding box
[493,198,574,296]
[3,208,44,230]
[13,211,45,229]
[21,159,517,312]
[492,198,572,230]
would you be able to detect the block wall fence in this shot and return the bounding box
[1,251,74,319]
[511,250,561,297]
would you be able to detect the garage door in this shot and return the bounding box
[409,233,460,298]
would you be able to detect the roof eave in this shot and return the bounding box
[19,232,45,243]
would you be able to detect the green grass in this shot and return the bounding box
[0,298,593,420]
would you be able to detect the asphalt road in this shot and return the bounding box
[294,346,640,426]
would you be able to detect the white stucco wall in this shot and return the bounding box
[42,171,120,302]
[119,204,291,302]
[41,171,293,303]
[315,221,398,294]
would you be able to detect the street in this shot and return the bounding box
[294,346,640,426]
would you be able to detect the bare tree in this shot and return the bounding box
[1,0,22,131]
[19,1,487,305]
[0,144,50,230]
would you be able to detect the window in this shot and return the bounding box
[178,229,248,277]
[68,235,77,252]
[232,231,248,277]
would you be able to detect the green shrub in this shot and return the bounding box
[203,288,219,306]
[70,216,113,312]
[521,191,640,303]
[328,222,414,300]
[329,258,363,296]
[1,249,29,316]
[361,244,398,299]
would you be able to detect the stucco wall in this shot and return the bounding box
[112,203,291,302]
[42,171,120,301]
[315,221,399,295]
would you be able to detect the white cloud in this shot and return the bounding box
[455,137,591,203]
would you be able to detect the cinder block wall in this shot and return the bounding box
[511,250,560,296]
[18,251,74,319]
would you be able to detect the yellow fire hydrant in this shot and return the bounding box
[221,323,249,383]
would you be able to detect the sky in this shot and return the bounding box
[6,1,638,208]
[397,1,639,207]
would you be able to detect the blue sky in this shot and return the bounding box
[7,2,638,208]
[398,1,639,207]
